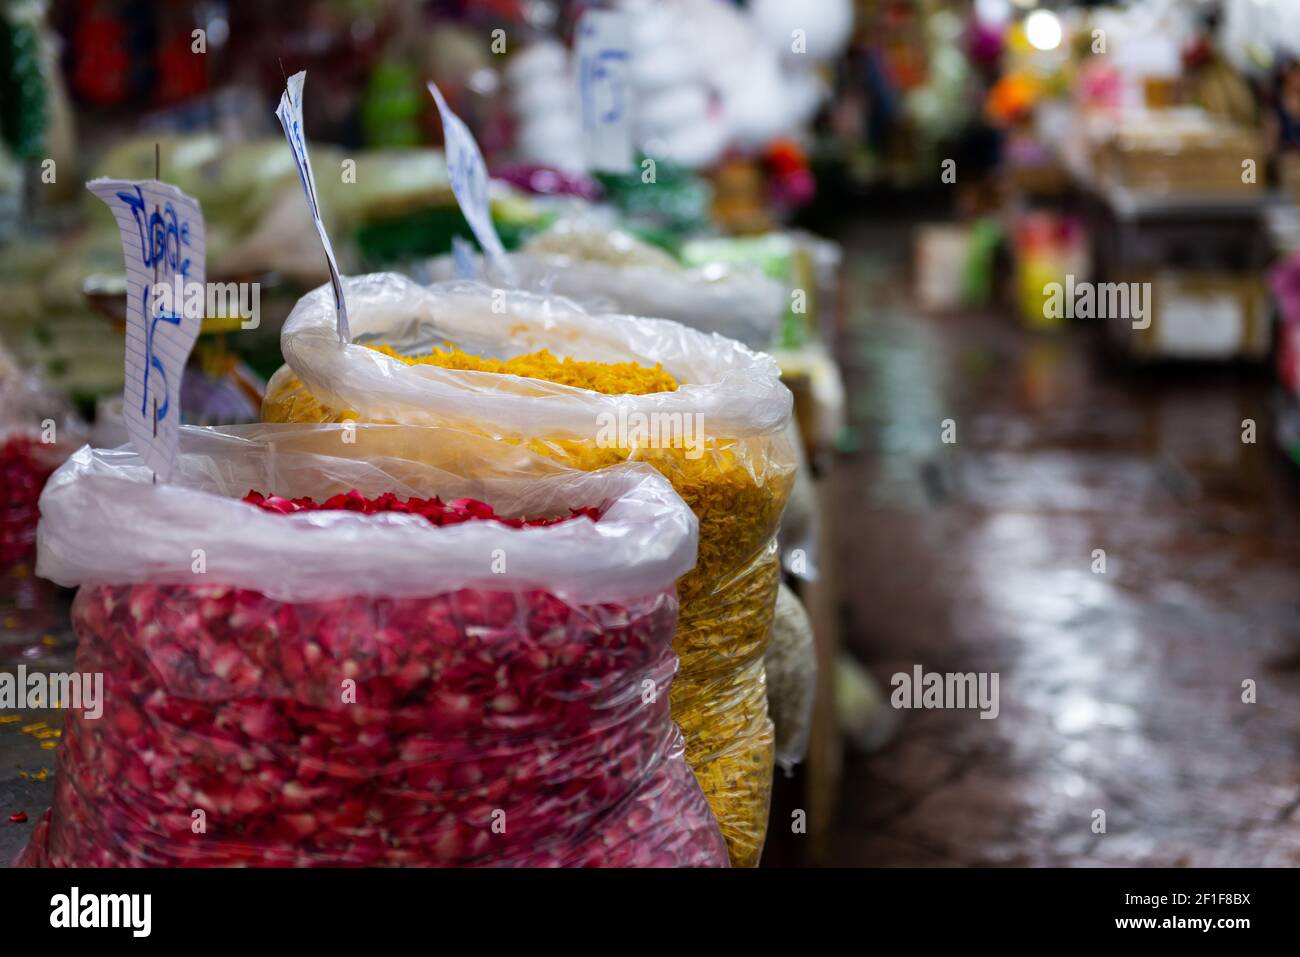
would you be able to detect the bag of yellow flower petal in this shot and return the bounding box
[22,422,727,867]
[263,274,797,866]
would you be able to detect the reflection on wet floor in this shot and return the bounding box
[823,224,1300,867]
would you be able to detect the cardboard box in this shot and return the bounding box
[1091,109,1262,196]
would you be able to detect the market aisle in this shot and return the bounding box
[819,222,1300,867]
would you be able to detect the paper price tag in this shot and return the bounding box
[577,10,633,174]
[87,178,206,482]
[1158,293,1243,358]
[428,81,509,269]
[276,71,350,343]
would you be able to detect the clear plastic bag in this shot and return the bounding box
[766,583,817,772]
[263,274,797,866]
[22,423,726,868]
[426,247,786,350]
[0,340,84,638]
[522,219,682,270]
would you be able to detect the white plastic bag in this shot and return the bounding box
[37,423,696,604]
[427,252,786,350]
[766,582,817,771]
[273,272,792,441]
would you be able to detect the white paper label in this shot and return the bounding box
[577,10,633,173]
[276,71,350,342]
[427,81,508,267]
[1157,293,1244,358]
[87,178,205,482]
[451,235,478,280]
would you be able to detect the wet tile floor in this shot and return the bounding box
[783,223,1300,866]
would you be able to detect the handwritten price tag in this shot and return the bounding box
[577,10,633,174]
[276,71,350,343]
[428,81,509,270]
[87,178,205,482]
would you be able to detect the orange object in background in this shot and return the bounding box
[985,72,1039,127]
[765,138,808,178]
[711,158,773,236]
[1142,75,1181,109]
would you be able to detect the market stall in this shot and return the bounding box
[0,0,855,871]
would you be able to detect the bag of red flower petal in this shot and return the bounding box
[0,341,86,640]
[263,273,798,867]
[19,422,728,868]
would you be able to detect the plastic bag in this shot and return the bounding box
[522,219,682,270]
[0,340,84,638]
[765,583,817,771]
[0,344,78,567]
[777,419,818,581]
[427,248,786,350]
[263,274,797,866]
[21,423,727,867]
